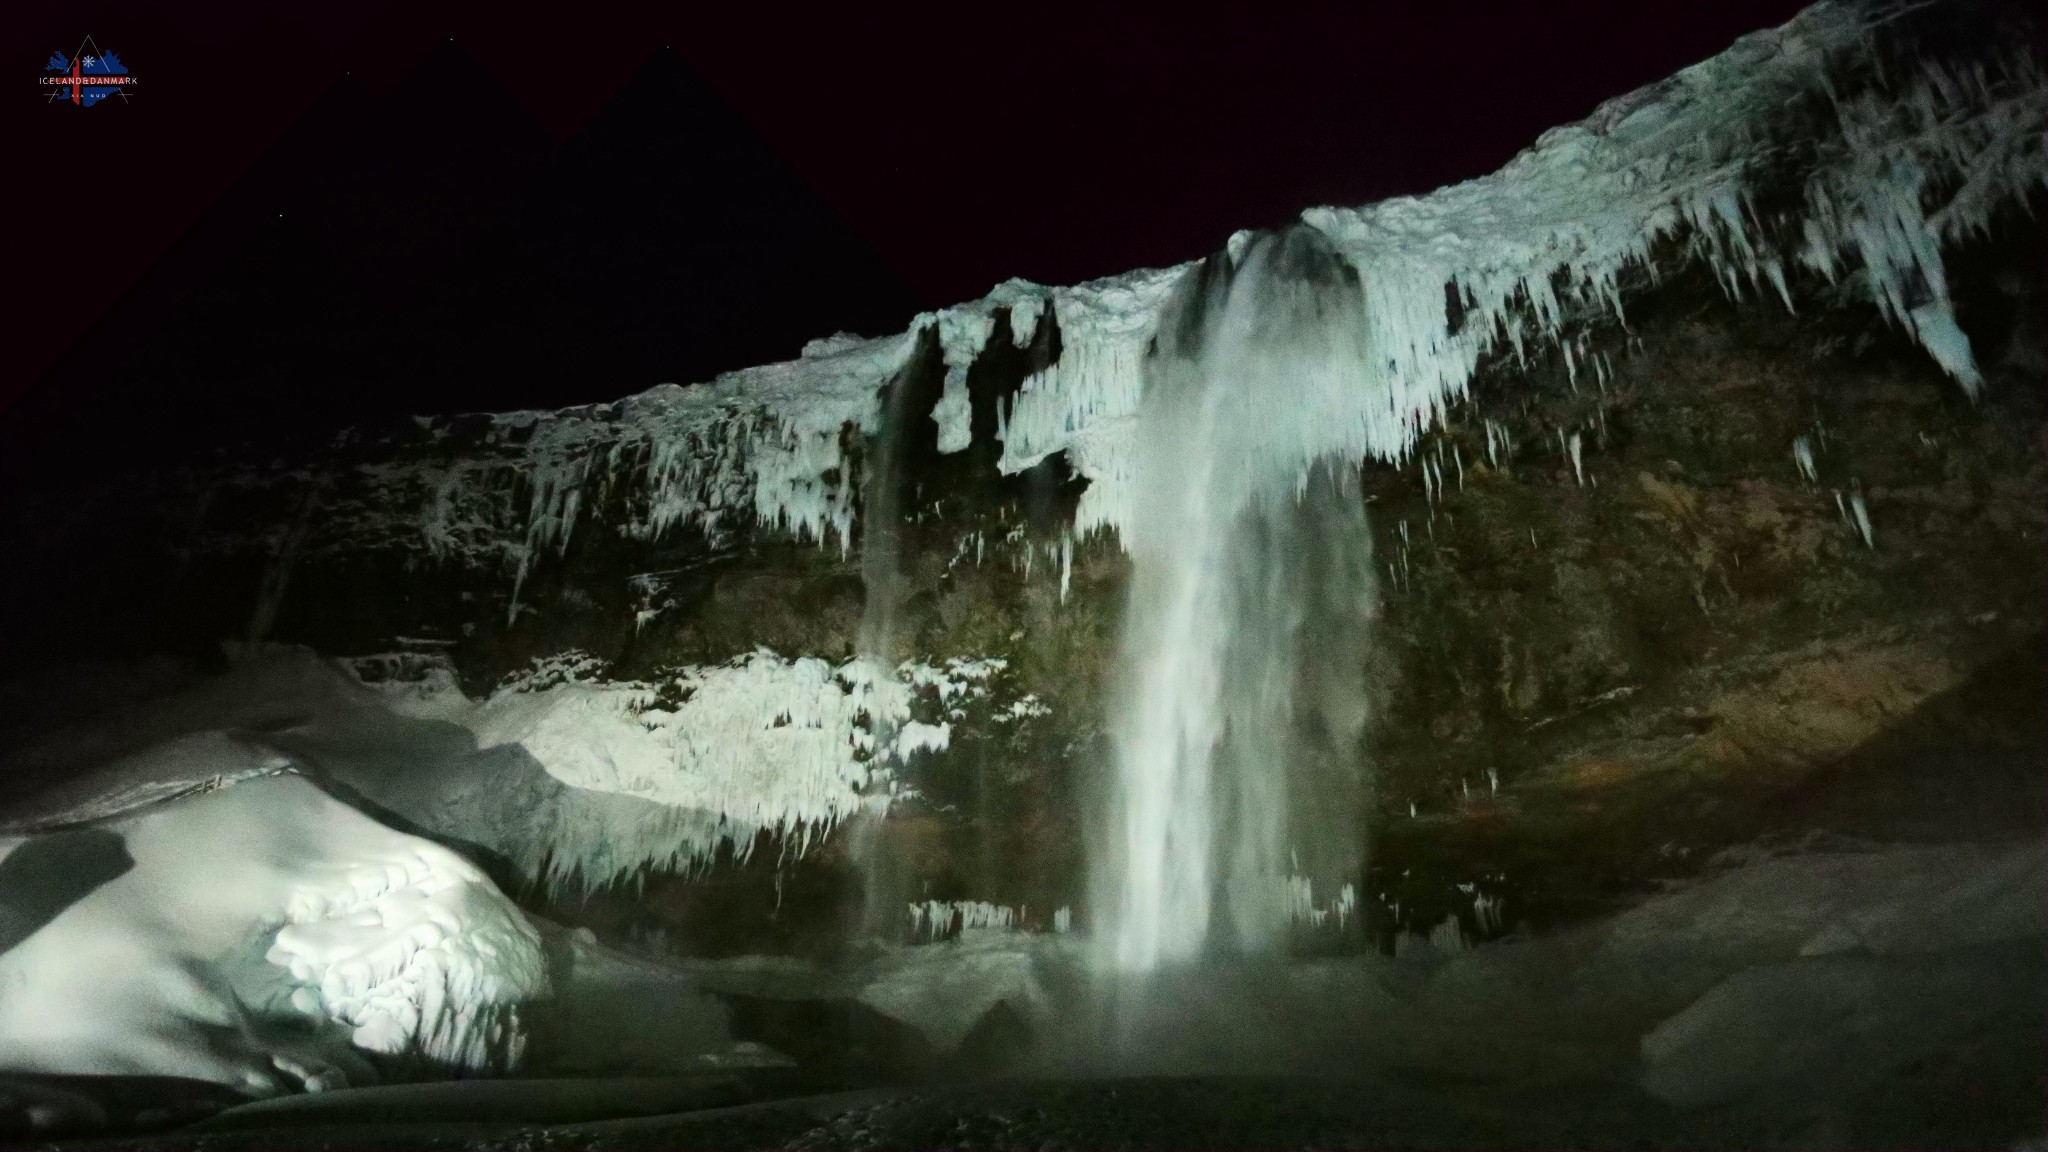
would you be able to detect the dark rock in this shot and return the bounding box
[950,999,1035,1079]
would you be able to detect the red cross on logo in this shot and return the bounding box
[60,55,85,105]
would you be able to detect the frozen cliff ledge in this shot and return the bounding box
[352,646,1008,893]
[0,744,548,1094]
[0,643,1016,901]
[155,0,2042,588]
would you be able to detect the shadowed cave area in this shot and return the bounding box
[0,2,2044,1149]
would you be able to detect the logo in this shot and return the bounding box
[42,37,137,107]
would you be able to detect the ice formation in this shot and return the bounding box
[1850,488,1877,548]
[979,0,2044,540]
[175,2,2036,624]
[1285,876,1359,931]
[1394,914,1472,958]
[385,323,929,614]
[1472,889,1505,936]
[0,766,546,1093]
[356,649,1006,893]
[265,835,544,1072]
[1793,434,1820,483]
[906,899,1021,942]
[1425,915,1470,954]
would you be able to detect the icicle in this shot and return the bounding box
[1850,487,1876,549]
[1454,444,1465,490]
[1568,431,1586,487]
[1473,889,1504,935]
[1793,435,1819,484]
[1428,915,1468,953]
[1484,419,1514,472]
[932,316,991,454]
[1058,534,1074,603]
[1487,767,1499,795]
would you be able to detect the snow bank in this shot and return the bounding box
[0,768,547,1094]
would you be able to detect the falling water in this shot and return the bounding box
[1101,225,1379,972]
[848,365,918,939]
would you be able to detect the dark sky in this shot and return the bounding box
[6,0,1816,423]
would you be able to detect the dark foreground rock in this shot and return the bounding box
[18,1066,2041,1152]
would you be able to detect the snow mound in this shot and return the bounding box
[0,765,547,1094]
[267,841,547,1072]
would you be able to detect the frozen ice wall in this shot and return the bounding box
[984,2,2044,542]
[148,4,2038,613]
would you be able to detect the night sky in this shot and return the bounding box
[5,0,1815,478]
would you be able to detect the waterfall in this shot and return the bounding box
[1100,225,1379,972]
[848,366,918,938]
